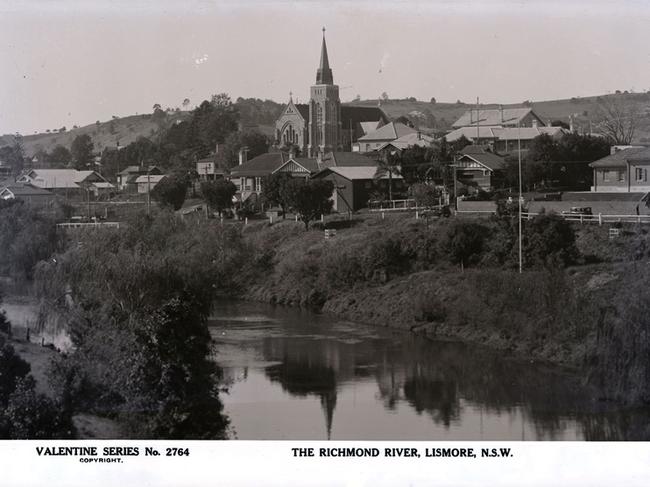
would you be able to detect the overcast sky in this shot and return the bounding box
[1,0,650,135]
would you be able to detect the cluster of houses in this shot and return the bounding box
[2,31,649,215]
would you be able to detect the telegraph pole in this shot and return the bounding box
[518,120,523,274]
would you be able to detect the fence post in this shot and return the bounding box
[598,213,602,226]
[415,210,419,219]
[245,217,248,225]
[381,211,385,220]
[580,214,583,224]
[269,215,273,224]
[321,214,324,223]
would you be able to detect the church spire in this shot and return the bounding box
[316,27,334,85]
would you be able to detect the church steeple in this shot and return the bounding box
[316,27,333,85]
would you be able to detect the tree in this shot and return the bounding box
[70,134,94,170]
[201,180,236,214]
[151,176,187,210]
[182,98,190,109]
[523,212,578,268]
[381,92,389,101]
[395,116,415,128]
[442,221,488,269]
[410,183,440,208]
[594,97,638,144]
[0,141,25,174]
[49,145,72,166]
[430,97,437,104]
[261,172,293,215]
[281,178,334,230]
[375,151,401,200]
[222,130,270,167]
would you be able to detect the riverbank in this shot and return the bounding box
[240,216,650,404]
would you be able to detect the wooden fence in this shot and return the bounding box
[522,212,650,225]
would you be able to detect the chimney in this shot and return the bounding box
[316,151,323,165]
[238,146,249,165]
[569,115,575,133]
[532,119,538,128]
[610,146,618,156]
[289,147,296,159]
[499,105,504,125]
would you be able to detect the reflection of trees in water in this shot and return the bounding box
[403,377,460,427]
[254,329,649,440]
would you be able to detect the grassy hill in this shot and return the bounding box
[4,92,650,158]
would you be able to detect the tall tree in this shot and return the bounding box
[70,134,94,170]
[261,172,293,215]
[594,97,638,144]
[151,176,187,210]
[223,130,270,167]
[201,180,237,215]
[281,179,334,230]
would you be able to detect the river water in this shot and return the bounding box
[209,301,650,441]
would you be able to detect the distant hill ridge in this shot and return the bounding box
[3,92,650,157]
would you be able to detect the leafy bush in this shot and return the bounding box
[441,221,489,268]
[523,212,578,268]
[151,175,187,210]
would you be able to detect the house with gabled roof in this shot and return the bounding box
[16,169,114,198]
[452,107,546,129]
[117,165,162,192]
[589,146,650,193]
[454,145,506,192]
[0,182,57,208]
[354,122,418,153]
[444,125,566,153]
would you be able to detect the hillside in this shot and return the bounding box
[3,92,650,157]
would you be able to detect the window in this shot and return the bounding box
[635,168,647,182]
[483,170,490,176]
[603,170,610,182]
[254,177,262,192]
[365,144,370,152]
[618,170,625,182]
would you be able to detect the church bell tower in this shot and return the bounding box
[308,28,342,158]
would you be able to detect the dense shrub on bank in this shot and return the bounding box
[0,203,61,285]
[0,335,72,439]
[34,212,248,438]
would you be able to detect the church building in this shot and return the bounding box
[275,30,388,158]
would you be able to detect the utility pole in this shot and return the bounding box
[518,120,523,274]
[147,169,151,216]
[476,97,480,144]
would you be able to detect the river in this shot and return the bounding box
[209,300,650,441]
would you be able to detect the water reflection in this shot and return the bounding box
[210,301,650,440]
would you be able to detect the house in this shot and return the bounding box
[376,132,434,153]
[135,174,167,194]
[354,122,417,153]
[228,152,316,202]
[0,182,56,208]
[228,150,379,204]
[444,124,566,152]
[452,107,546,129]
[589,146,650,193]
[0,160,11,178]
[197,144,229,181]
[117,165,162,192]
[454,145,506,192]
[312,165,404,212]
[16,169,114,198]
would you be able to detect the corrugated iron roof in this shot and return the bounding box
[452,107,540,128]
[459,145,506,171]
[357,122,417,142]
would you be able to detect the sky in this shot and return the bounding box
[1,0,650,135]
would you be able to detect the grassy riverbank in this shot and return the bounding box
[239,214,650,405]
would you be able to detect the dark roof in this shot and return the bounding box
[320,152,377,168]
[0,182,53,196]
[459,145,506,171]
[229,152,287,177]
[294,157,320,172]
[316,34,334,85]
[589,147,650,168]
[295,104,310,120]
